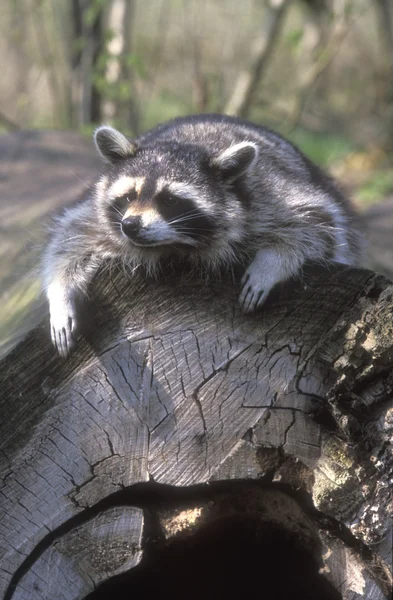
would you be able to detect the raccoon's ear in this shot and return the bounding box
[212,141,258,181]
[94,126,137,164]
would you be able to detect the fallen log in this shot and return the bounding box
[0,262,392,599]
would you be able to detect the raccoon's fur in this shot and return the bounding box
[43,114,364,357]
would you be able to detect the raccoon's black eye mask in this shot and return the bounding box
[155,191,216,238]
[125,189,138,203]
[109,191,138,221]
[155,191,181,208]
[112,189,138,206]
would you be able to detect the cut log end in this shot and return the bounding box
[0,264,392,599]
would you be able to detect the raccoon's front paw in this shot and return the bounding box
[49,298,78,358]
[239,252,285,313]
[239,271,274,313]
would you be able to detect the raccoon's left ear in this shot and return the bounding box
[212,141,258,181]
[94,126,137,164]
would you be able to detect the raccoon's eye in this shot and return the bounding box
[163,195,179,207]
[115,189,137,204]
[126,189,137,203]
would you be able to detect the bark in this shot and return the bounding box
[0,261,392,599]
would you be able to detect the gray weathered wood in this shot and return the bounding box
[0,263,392,599]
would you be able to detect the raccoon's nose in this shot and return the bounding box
[122,216,142,238]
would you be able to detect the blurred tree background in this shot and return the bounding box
[1,0,393,205]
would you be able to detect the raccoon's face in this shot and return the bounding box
[104,169,218,249]
[94,125,258,255]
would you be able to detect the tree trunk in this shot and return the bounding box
[287,0,349,131]
[0,259,392,599]
[101,0,139,133]
[375,0,393,150]
[70,0,104,127]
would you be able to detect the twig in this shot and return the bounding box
[0,111,20,131]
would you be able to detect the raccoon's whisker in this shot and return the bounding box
[167,210,205,225]
[110,206,125,219]
[68,170,90,186]
[168,215,206,225]
[176,228,211,235]
[60,235,92,243]
[168,208,202,218]
[175,225,212,230]
[168,209,202,220]
[176,234,209,241]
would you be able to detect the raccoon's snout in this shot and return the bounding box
[122,216,142,239]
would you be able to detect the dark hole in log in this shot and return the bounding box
[84,517,341,600]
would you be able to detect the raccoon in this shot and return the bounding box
[43,114,364,357]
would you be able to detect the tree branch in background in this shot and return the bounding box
[70,0,83,127]
[123,0,140,136]
[141,0,172,128]
[191,37,209,113]
[90,7,103,123]
[286,0,352,131]
[223,0,293,118]
[375,0,393,65]
[31,0,67,127]
[0,111,20,131]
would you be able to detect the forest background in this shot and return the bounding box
[1,0,393,207]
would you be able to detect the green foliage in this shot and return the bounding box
[286,129,356,167]
[357,171,393,206]
[124,53,146,78]
[72,36,86,55]
[285,29,303,49]
[84,0,109,27]
[91,19,146,108]
[80,124,97,138]
[142,92,193,131]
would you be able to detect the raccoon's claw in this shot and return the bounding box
[49,302,78,358]
[51,317,77,358]
[239,274,269,313]
[239,249,291,313]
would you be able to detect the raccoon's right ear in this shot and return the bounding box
[212,141,258,181]
[94,126,137,164]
